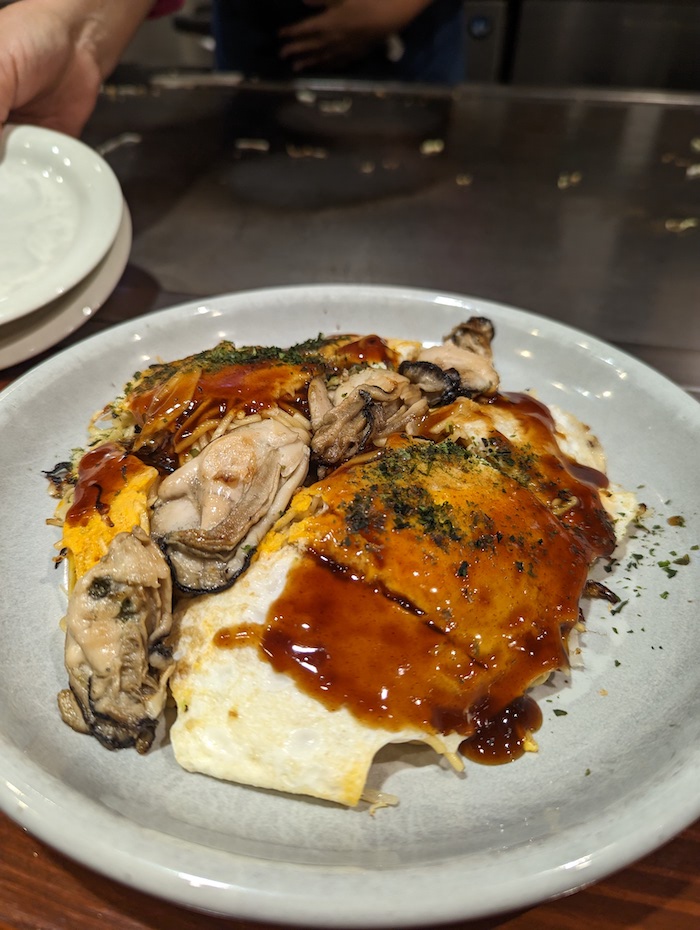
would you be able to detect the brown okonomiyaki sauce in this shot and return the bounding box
[127,359,320,471]
[214,394,616,764]
[65,443,148,527]
[65,334,401,525]
[125,334,398,473]
[459,695,543,764]
[487,392,612,557]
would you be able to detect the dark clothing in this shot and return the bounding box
[211,0,465,84]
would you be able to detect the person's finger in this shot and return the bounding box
[291,57,321,72]
[290,48,344,72]
[279,15,323,39]
[279,35,328,60]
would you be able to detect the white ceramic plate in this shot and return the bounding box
[0,124,123,324]
[0,199,132,369]
[0,286,698,927]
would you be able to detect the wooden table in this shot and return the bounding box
[1,76,699,929]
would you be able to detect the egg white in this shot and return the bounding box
[170,543,461,807]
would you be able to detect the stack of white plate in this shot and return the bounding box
[0,123,132,369]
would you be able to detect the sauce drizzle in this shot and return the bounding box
[65,443,149,527]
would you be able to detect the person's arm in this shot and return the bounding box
[0,0,155,136]
[278,0,436,73]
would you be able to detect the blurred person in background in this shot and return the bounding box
[211,0,465,83]
[0,0,465,138]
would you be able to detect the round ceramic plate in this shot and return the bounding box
[0,286,698,926]
[0,199,132,369]
[0,124,123,324]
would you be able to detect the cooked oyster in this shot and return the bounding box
[151,412,311,593]
[411,316,499,399]
[397,360,462,407]
[308,369,427,466]
[446,316,496,357]
[57,527,173,753]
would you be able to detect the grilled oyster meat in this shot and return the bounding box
[57,527,173,753]
[309,369,427,466]
[151,413,311,593]
[406,317,499,399]
[399,317,499,405]
[446,316,496,357]
[416,342,499,398]
[398,360,462,407]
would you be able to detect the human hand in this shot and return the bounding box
[0,0,152,137]
[0,1,102,137]
[278,0,432,73]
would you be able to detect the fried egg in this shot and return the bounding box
[171,543,462,806]
[170,396,633,806]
